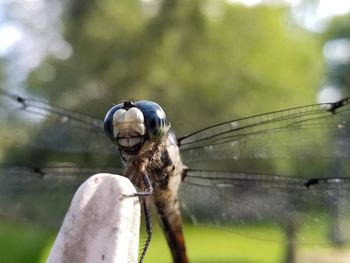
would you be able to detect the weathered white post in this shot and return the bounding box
[47,173,140,263]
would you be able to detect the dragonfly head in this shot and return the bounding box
[104,100,168,154]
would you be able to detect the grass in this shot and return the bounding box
[1,219,349,263]
[0,220,283,263]
[0,221,51,263]
[144,223,284,263]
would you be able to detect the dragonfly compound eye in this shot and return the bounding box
[104,103,123,144]
[135,100,167,141]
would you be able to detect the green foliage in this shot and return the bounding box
[323,14,350,40]
[28,0,322,133]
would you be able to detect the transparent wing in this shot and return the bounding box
[0,164,121,226]
[0,88,117,155]
[0,89,120,226]
[181,170,350,245]
[179,98,350,163]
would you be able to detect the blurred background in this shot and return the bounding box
[1,0,350,262]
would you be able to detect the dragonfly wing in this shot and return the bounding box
[179,98,350,163]
[180,169,350,244]
[0,165,121,226]
[0,88,117,155]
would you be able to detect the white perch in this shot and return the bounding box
[47,173,140,263]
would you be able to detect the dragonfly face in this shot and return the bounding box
[104,100,168,158]
[1,88,350,263]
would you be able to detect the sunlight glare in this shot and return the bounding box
[323,39,350,64]
[226,0,262,7]
[317,86,343,103]
[0,24,22,56]
[317,0,350,18]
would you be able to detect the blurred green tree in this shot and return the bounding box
[28,0,322,134]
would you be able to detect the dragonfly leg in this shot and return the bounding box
[124,171,154,197]
[122,171,154,262]
[137,171,154,196]
[139,198,153,263]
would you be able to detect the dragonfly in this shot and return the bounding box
[1,88,350,263]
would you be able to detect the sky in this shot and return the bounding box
[0,0,71,93]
